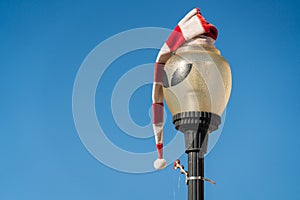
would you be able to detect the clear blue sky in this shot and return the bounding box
[1,0,300,199]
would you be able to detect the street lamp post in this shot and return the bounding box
[163,42,232,200]
[173,112,220,200]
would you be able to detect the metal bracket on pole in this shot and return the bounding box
[187,176,216,185]
[173,159,216,185]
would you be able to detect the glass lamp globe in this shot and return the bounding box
[162,42,232,117]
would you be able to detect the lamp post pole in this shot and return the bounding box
[173,112,221,200]
[188,154,204,200]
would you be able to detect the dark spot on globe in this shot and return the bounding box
[171,63,192,87]
[162,70,170,88]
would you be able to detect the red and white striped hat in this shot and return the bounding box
[152,8,218,170]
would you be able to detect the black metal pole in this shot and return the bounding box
[173,112,221,200]
[186,131,206,200]
[188,151,204,200]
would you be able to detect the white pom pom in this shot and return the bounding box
[154,158,167,170]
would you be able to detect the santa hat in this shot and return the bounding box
[152,8,218,170]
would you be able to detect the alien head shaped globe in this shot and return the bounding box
[162,40,232,117]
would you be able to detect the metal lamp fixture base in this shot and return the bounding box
[172,112,221,200]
